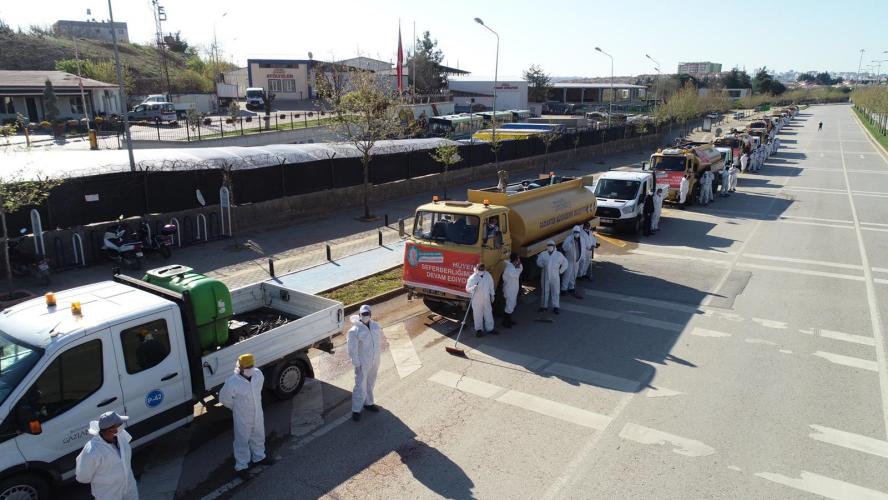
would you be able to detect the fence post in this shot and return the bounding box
[378,229,383,246]
[268,258,275,277]
[325,244,332,262]
[384,214,389,227]
[240,118,243,135]
[220,118,224,138]
[317,113,320,126]
[290,113,294,130]
[197,122,201,140]
[156,124,161,141]
[186,122,190,142]
[275,114,278,130]
[304,113,308,127]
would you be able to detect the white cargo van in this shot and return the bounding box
[591,170,656,233]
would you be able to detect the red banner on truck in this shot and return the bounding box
[403,242,479,297]
[655,170,685,189]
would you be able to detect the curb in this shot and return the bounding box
[343,286,407,315]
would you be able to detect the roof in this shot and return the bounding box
[2,138,462,181]
[551,82,647,90]
[0,70,116,89]
[599,171,650,181]
[0,281,173,350]
[415,200,493,215]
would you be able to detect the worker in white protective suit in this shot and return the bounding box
[651,187,665,231]
[466,263,497,336]
[728,163,739,192]
[679,174,690,206]
[578,222,599,280]
[740,151,749,172]
[698,170,712,205]
[536,240,568,314]
[720,166,731,197]
[773,137,780,155]
[501,252,523,328]
[347,304,382,421]
[220,353,269,478]
[561,226,585,298]
[76,411,138,500]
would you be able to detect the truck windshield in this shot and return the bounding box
[653,156,686,172]
[414,211,480,245]
[246,90,263,99]
[0,332,43,408]
[594,179,640,200]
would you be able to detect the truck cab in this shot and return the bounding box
[592,170,655,233]
[649,144,724,205]
[245,87,265,111]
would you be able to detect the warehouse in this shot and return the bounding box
[448,78,528,111]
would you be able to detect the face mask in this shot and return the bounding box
[574,234,580,239]
[242,367,255,378]
[361,314,371,324]
[547,247,554,253]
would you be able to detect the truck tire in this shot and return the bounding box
[271,358,307,400]
[632,215,642,234]
[0,473,50,500]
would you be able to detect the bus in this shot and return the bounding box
[428,114,485,139]
[500,122,565,133]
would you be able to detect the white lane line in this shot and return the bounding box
[618,423,715,457]
[778,214,854,225]
[752,317,788,329]
[776,218,856,230]
[813,351,879,372]
[645,386,682,398]
[382,323,423,379]
[544,362,643,392]
[580,288,704,315]
[628,248,731,267]
[756,470,888,500]
[779,349,793,354]
[199,478,244,500]
[820,329,877,347]
[743,253,862,271]
[839,119,888,438]
[428,370,612,430]
[746,338,778,346]
[559,302,685,332]
[691,327,731,338]
[863,222,888,228]
[810,424,888,459]
[736,262,864,282]
[862,226,888,234]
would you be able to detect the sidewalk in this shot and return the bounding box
[16,146,656,295]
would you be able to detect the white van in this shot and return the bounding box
[592,170,656,233]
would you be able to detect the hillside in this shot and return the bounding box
[0,28,221,94]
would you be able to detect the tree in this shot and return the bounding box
[752,67,786,95]
[719,69,752,89]
[228,100,240,122]
[42,79,59,121]
[261,90,276,130]
[324,70,402,219]
[163,31,189,53]
[0,173,62,296]
[56,59,135,94]
[429,142,462,199]
[797,72,816,83]
[407,31,446,94]
[815,72,840,86]
[540,129,562,170]
[523,65,552,103]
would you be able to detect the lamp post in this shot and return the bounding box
[108,0,135,172]
[646,53,661,109]
[873,56,888,86]
[856,48,865,85]
[595,47,614,128]
[474,17,499,163]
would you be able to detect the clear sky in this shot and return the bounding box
[2,0,887,79]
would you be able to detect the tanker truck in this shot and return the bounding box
[403,173,598,315]
[649,143,725,206]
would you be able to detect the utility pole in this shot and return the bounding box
[107,0,135,172]
[595,47,614,128]
[856,48,865,85]
[152,0,172,100]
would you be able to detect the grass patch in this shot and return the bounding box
[320,267,403,306]
[853,107,888,154]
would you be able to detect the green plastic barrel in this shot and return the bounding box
[143,265,232,351]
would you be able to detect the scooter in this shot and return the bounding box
[102,216,143,270]
[138,221,177,259]
[8,228,51,285]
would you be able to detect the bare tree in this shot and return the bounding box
[539,129,562,171]
[429,141,461,199]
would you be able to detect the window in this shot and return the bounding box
[414,211,480,245]
[120,319,171,374]
[268,79,282,92]
[22,340,103,423]
[1,97,14,114]
[268,79,297,93]
[69,96,84,115]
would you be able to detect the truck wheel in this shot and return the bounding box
[271,358,307,400]
[0,473,50,500]
[632,215,642,234]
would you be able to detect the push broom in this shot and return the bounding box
[445,287,477,357]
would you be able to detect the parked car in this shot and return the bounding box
[128,102,178,123]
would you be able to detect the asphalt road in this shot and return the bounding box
[61,103,888,499]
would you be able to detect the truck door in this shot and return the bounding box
[11,333,125,479]
[482,213,510,275]
[109,310,191,442]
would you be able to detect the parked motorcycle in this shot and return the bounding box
[138,220,177,259]
[102,217,143,270]
[8,228,51,285]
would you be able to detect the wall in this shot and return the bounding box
[53,20,129,43]
[448,80,529,110]
[247,60,312,100]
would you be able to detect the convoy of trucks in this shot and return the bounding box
[649,143,725,205]
[0,265,341,497]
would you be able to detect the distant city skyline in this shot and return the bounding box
[1,0,886,80]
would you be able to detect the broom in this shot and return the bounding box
[445,287,477,357]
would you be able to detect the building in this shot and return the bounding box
[0,70,121,123]
[548,82,647,105]
[448,79,528,111]
[677,62,722,77]
[52,20,129,43]
[338,56,393,72]
[222,67,249,98]
[698,88,751,100]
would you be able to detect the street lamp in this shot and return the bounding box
[645,53,661,109]
[595,47,614,128]
[856,48,865,85]
[107,0,135,172]
[474,17,499,163]
[873,57,888,86]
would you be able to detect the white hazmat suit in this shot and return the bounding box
[651,190,665,230]
[502,261,522,315]
[76,423,138,500]
[740,153,749,172]
[536,243,568,309]
[729,165,738,192]
[466,268,496,332]
[721,167,730,196]
[561,228,585,292]
[679,175,689,205]
[220,362,266,471]
[347,313,382,413]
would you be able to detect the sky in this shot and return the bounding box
[2,0,888,79]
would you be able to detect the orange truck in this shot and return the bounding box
[648,143,725,205]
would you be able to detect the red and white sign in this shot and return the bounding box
[403,242,479,297]
[655,171,685,189]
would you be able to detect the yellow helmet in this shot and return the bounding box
[238,353,255,369]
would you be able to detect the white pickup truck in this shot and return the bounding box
[591,169,657,233]
[0,265,342,498]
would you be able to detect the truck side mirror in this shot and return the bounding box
[641,161,648,170]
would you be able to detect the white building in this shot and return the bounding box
[0,70,121,123]
[448,79,528,111]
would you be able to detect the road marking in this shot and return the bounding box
[544,362,643,392]
[743,253,862,271]
[838,119,888,438]
[809,424,888,459]
[199,478,244,500]
[752,317,788,329]
[727,465,743,472]
[756,470,888,500]
[735,262,865,282]
[779,349,793,354]
[559,302,685,332]
[580,288,704,315]
[383,323,423,379]
[813,351,879,372]
[746,338,778,346]
[428,370,612,430]
[628,248,731,267]
[820,329,877,347]
[646,386,682,398]
[618,423,715,457]
[691,327,731,338]
[775,218,856,230]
